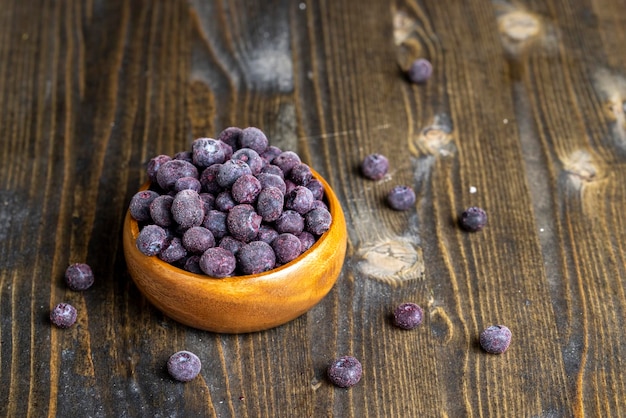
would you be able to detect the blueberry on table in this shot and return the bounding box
[167,351,202,382]
[361,153,389,180]
[64,263,94,291]
[407,58,433,84]
[387,185,416,211]
[393,302,423,330]
[460,206,487,232]
[327,356,362,388]
[50,303,77,328]
[480,325,512,354]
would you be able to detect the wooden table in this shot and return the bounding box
[2,0,625,416]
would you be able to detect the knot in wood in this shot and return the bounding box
[498,11,541,42]
[356,239,424,284]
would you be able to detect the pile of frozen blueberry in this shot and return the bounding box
[129,127,332,277]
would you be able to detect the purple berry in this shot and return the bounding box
[64,263,94,291]
[136,224,168,256]
[237,241,276,275]
[479,325,512,354]
[174,176,202,193]
[284,179,297,195]
[216,127,243,150]
[273,151,301,176]
[183,255,203,274]
[256,225,279,244]
[304,207,332,236]
[158,237,187,263]
[172,190,205,228]
[393,303,423,330]
[217,159,252,189]
[199,247,237,278]
[182,226,215,254]
[256,173,286,194]
[327,356,362,388]
[232,148,263,175]
[199,164,224,194]
[203,210,228,240]
[387,185,416,211]
[306,179,325,201]
[156,160,198,191]
[260,164,284,179]
[288,163,312,186]
[460,207,487,232]
[149,195,175,227]
[261,146,282,164]
[361,153,389,180]
[50,303,77,328]
[231,174,262,204]
[192,137,226,167]
[146,155,172,183]
[274,210,304,235]
[215,190,236,212]
[256,187,284,222]
[296,231,316,252]
[285,186,314,214]
[129,190,160,222]
[408,58,433,84]
[227,204,262,242]
[271,233,302,264]
[218,236,245,255]
[198,193,215,213]
[240,127,269,154]
[167,351,202,382]
[174,150,193,163]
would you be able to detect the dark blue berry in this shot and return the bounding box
[199,247,236,277]
[393,303,423,330]
[408,58,433,84]
[192,137,226,167]
[156,160,199,191]
[217,159,252,189]
[479,325,512,354]
[305,207,332,236]
[136,224,168,256]
[327,356,362,388]
[50,303,78,328]
[149,195,174,227]
[272,233,302,264]
[240,127,269,154]
[237,241,276,275]
[64,263,94,291]
[387,185,416,211]
[227,204,262,242]
[361,153,389,180]
[167,351,202,382]
[129,190,160,222]
[460,207,487,232]
[172,190,205,228]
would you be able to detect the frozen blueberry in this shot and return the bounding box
[227,204,262,242]
[167,351,202,382]
[219,140,233,161]
[459,207,487,232]
[408,58,433,84]
[393,303,423,330]
[261,146,282,164]
[284,180,297,195]
[129,190,160,222]
[305,178,325,201]
[146,155,172,183]
[273,151,301,176]
[156,160,198,191]
[174,150,193,163]
[237,241,276,275]
[216,126,243,150]
[387,185,416,211]
[231,174,262,204]
[256,187,284,222]
[192,137,226,167]
[288,163,312,186]
[327,356,362,388]
[361,153,389,180]
[232,148,263,175]
[203,210,228,240]
[274,210,304,235]
[50,303,77,328]
[64,263,94,291]
[240,127,269,154]
[256,173,286,194]
[199,247,236,278]
[479,325,512,354]
[136,224,168,256]
[305,207,332,236]
[296,231,316,253]
[217,159,252,189]
[149,195,175,227]
[260,164,284,179]
[174,176,202,193]
[310,200,328,211]
[198,193,215,213]
[199,164,224,194]
[256,225,279,244]
[218,236,245,255]
[285,186,314,214]
[182,226,215,254]
[158,237,187,263]
[172,190,205,228]
[271,233,302,264]
[183,255,203,274]
[215,191,236,212]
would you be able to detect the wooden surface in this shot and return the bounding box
[1,0,625,416]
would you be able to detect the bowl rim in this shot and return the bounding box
[127,167,343,284]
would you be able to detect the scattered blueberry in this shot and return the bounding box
[460,206,487,232]
[361,153,389,180]
[393,302,423,330]
[167,350,202,382]
[387,185,416,211]
[327,356,362,388]
[50,303,77,328]
[64,263,94,291]
[479,325,512,354]
[407,58,433,84]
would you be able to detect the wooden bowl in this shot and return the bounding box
[123,169,347,333]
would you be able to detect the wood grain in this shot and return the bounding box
[1,0,626,416]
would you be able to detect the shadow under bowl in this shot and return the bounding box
[123,169,347,333]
